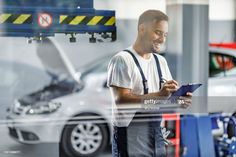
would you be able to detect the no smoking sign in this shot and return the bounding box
[38,13,53,28]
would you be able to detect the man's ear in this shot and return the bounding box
[138,23,146,35]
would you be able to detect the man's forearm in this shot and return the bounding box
[110,86,168,105]
[116,92,165,104]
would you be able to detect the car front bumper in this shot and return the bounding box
[6,113,65,144]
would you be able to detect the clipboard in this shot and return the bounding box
[168,83,202,101]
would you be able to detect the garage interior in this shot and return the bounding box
[0,0,236,157]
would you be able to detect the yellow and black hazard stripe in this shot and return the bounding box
[0,13,33,24]
[59,15,115,26]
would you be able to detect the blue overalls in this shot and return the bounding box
[112,50,166,157]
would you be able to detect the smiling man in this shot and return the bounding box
[107,10,192,157]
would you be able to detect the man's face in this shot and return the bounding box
[141,20,168,53]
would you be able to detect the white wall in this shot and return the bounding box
[209,0,236,20]
[94,0,166,19]
[95,0,236,21]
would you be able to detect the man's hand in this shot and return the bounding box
[178,92,192,108]
[158,80,179,97]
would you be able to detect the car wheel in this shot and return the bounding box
[227,112,236,138]
[61,115,108,157]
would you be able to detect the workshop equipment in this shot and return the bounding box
[213,115,236,157]
[0,0,116,43]
[180,114,236,157]
[162,113,180,157]
[180,115,216,157]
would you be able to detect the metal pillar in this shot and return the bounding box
[166,0,209,113]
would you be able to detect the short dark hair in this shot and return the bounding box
[138,10,168,26]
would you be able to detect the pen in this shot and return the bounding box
[162,78,179,88]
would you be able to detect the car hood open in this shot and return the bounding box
[36,38,79,82]
[18,78,80,105]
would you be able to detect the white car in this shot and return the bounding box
[6,39,236,157]
[208,44,236,114]
[6,38,113,157]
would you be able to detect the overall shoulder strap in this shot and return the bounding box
[123,49,148,94]
[153,54,164,90]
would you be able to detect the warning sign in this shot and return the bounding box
[38,13,52,28]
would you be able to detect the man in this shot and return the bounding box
[107,10,192,157]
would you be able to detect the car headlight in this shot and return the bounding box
[26,101,61,115]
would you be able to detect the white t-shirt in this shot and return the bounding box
[107,46,172,127]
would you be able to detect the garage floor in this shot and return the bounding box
[0,126,112,157]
